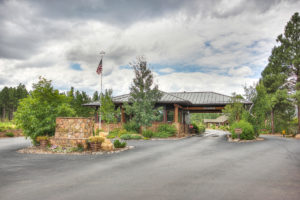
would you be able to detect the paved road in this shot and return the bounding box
[0,134,300,200]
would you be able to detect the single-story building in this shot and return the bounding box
[83,91,251,135]
[204,115,229,128]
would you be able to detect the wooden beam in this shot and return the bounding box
[174,104,182,109]
[183,106,224,111]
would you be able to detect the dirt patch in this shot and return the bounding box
[0,129,23,138]
[17,146,134,155]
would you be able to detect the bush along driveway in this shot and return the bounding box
[0,134,300,200]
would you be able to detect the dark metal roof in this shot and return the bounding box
[169,92,251,105]
[83,91,252,107]
[113,91,191,104]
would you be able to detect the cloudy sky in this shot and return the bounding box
[0,0,299,96]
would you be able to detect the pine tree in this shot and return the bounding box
[261,12,299,133]
[92,91,100,101]
[124,56,162,130]
[275,12,300,133]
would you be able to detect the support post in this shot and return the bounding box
[121,106,126,123]
[174,104,178,123]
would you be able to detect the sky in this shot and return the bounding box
[0,0,299,96]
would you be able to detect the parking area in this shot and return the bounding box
[0,133,300,200]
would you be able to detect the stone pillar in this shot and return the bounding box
[121,106,126,123]
[174,104,178,123]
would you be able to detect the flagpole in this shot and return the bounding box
[99,51,105,130]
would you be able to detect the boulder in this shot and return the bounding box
[101,138,114,151]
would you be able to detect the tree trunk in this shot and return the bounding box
[11,106,15,120]
[2,107,5,120]
[271,109,274,134]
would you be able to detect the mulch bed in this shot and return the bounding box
[18,146,135,155]
[227,135,265,143]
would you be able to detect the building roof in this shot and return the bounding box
[83,91,252,107]
[203,115,229,123]
[113,91,191,104]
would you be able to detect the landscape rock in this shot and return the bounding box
[295,134,300,139]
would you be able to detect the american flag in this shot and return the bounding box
[96,59,103,75]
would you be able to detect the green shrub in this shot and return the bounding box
[123,121,140,133]
[190,122,200,133]
[118,129,129,137]
[114,139,127,148]
[142,130,154,138]
[230,120,255,140]
[120,134,132,140]
[219,125,228,131]
[88,136,105,143]
[120,134,142,140]
[76,143,84,151]
[231,132,238,139]
[131,134,142,139]
[108,128,120,138]
[36,136,49,142]
[5,132,14,137]
[197,124,206,133]
[108,128,129,138]
[152,131,171,138]
[211,124,216,129]
[157,124,176,136]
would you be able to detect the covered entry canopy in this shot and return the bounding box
[83,91,252,123]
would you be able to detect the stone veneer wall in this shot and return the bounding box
[50,117,94,149]
[98,121,187,137]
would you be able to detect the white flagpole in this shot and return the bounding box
[99,51,105,130]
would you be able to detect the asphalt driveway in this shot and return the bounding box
[0,133,299,200]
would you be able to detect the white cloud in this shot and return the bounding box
[0,0,299,97]
[159,68,174,73]
[157,71,257,95]
[228,66,253,77]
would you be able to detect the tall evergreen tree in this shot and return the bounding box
[124,56,162,130]
[0,84,28,120]
[66,87,93,117]
[275,12,300,133]
[261,12,299,133]
[92,91,100,101]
